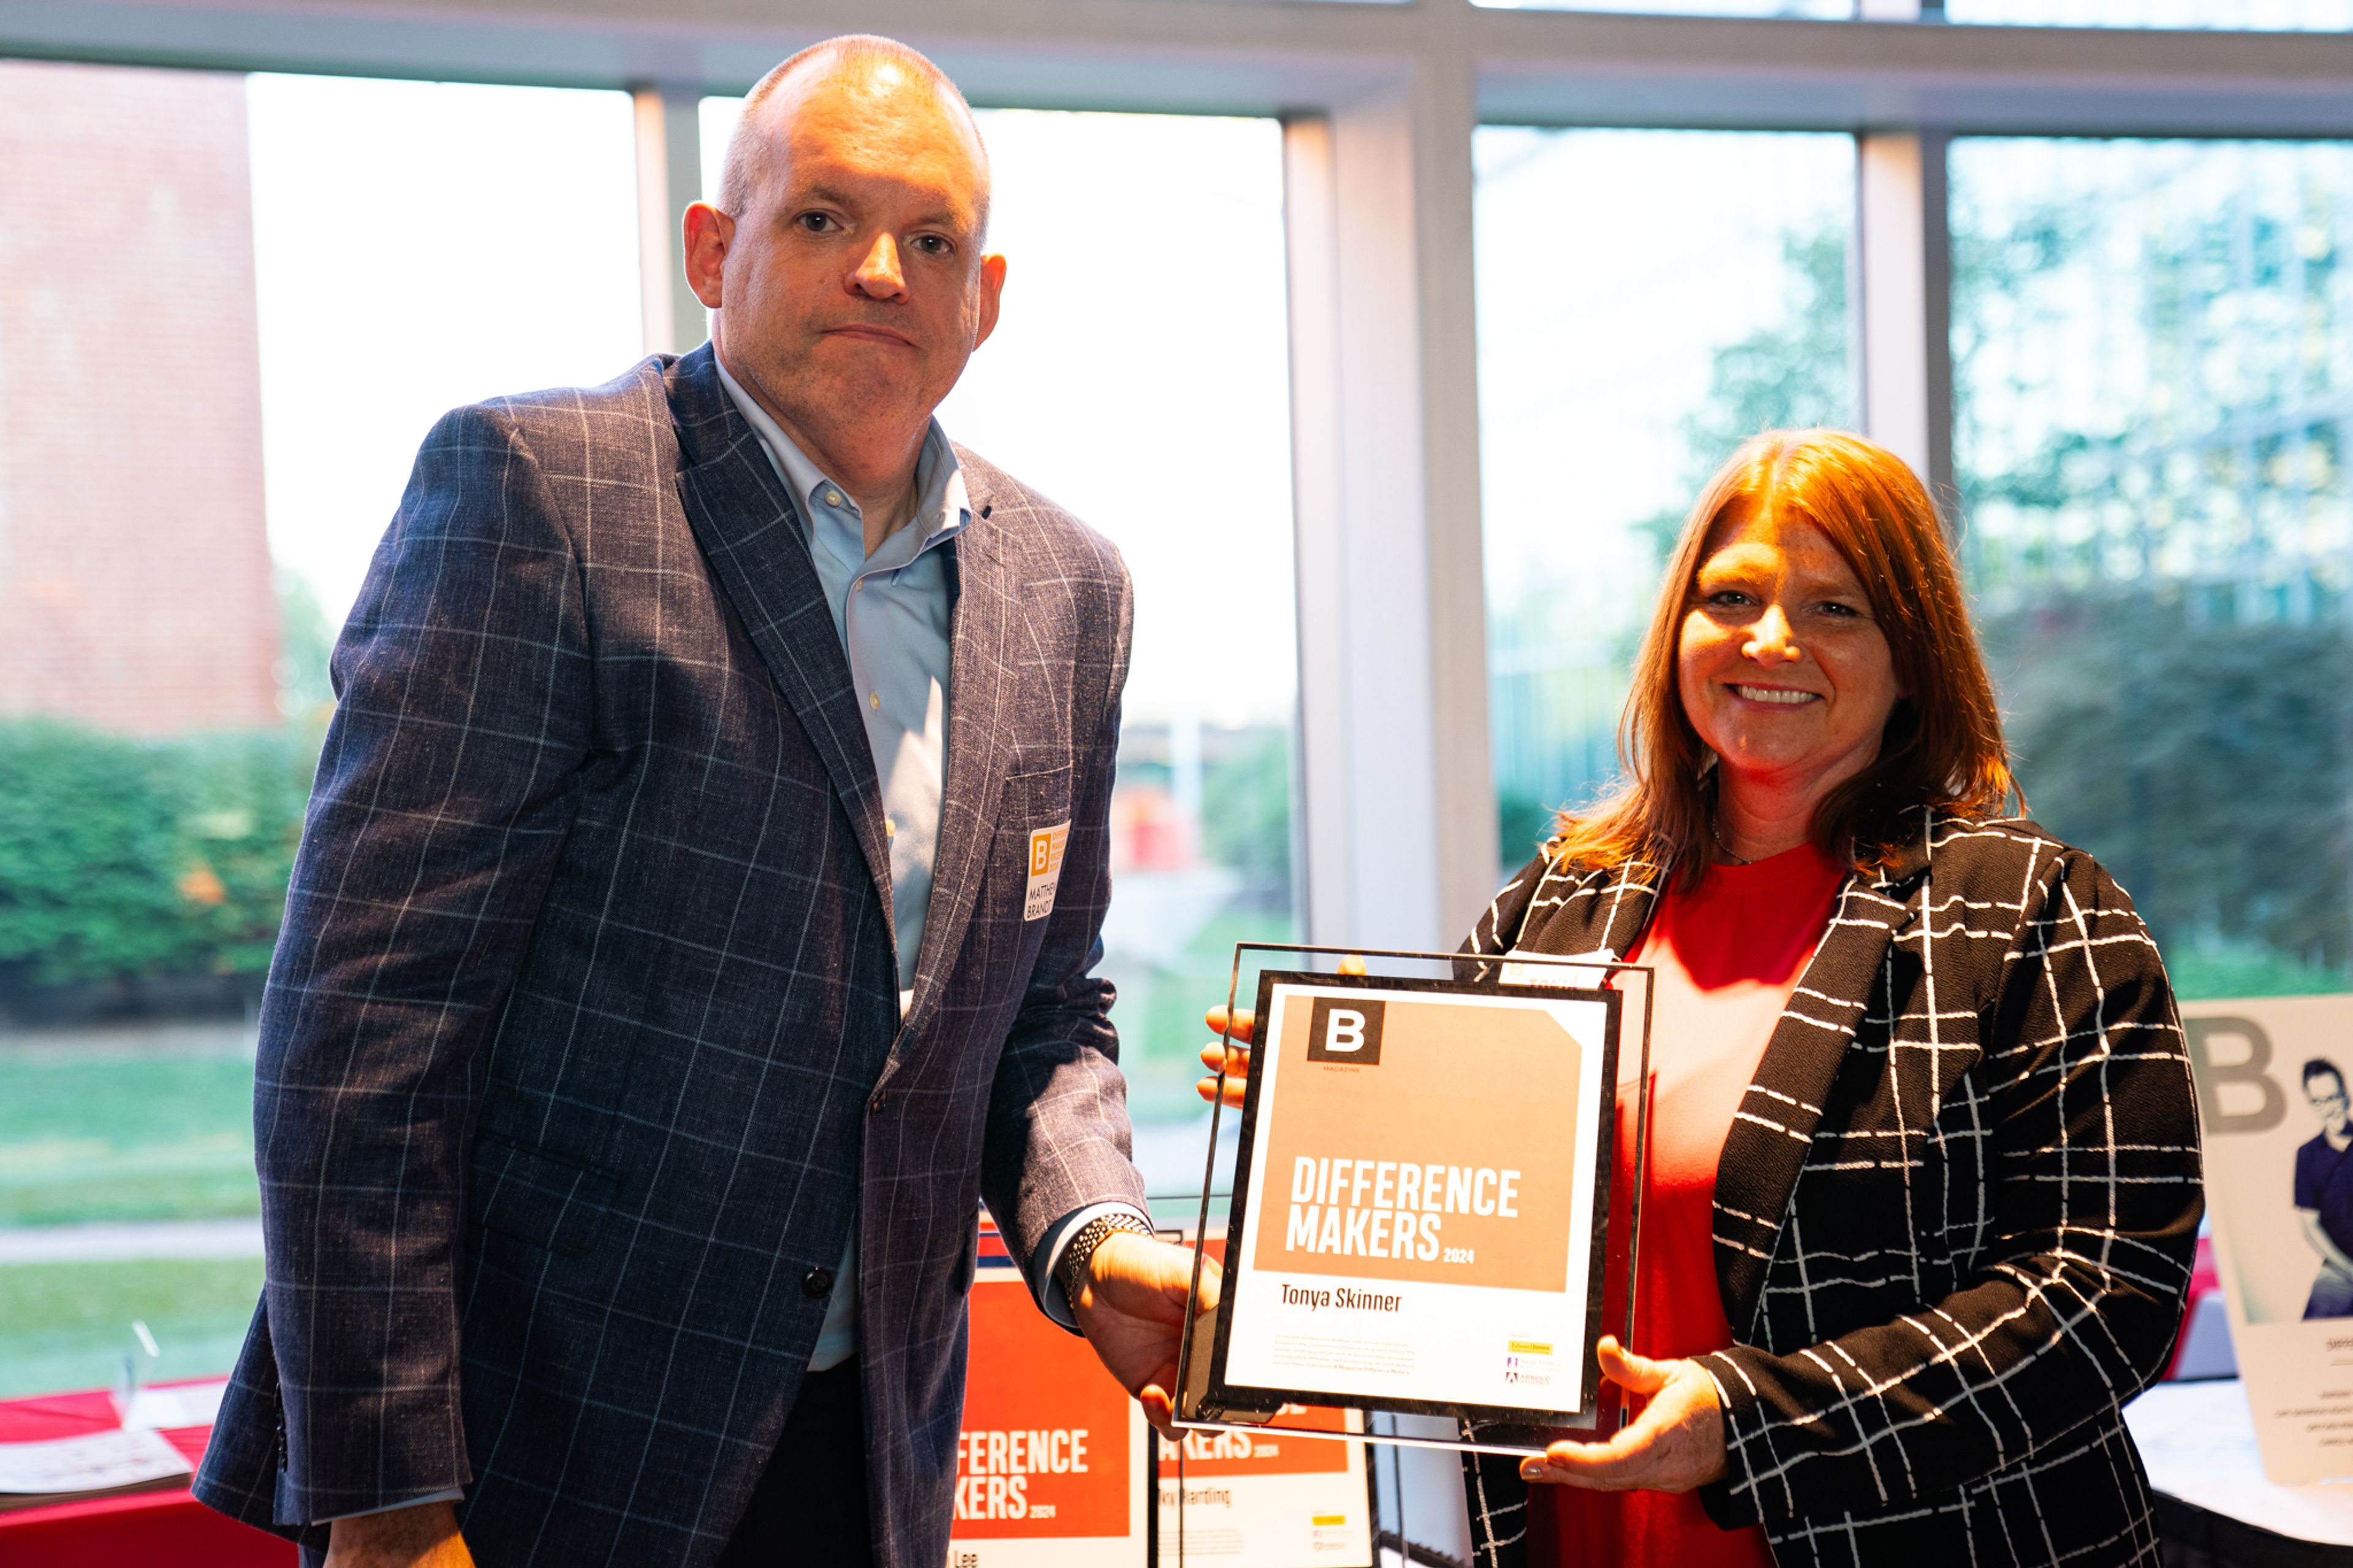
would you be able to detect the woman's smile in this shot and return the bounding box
[1729,684,1820,706]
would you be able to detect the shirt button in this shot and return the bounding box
[801,1265,835,1298]
[853,578,865,593]
[870,692,881,710]
[884,817,896,838]
[825,490,843,507]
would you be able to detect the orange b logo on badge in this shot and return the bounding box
[1023,821,1069,923]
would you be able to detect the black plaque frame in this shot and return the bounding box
[1173,944,1654,1456]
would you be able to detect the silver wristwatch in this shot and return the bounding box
[1057,1211,1157,1305]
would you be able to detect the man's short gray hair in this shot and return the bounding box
[716,34,990,241]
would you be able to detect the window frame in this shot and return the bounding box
[9,2,2350,1549]
[7,0,2350,945]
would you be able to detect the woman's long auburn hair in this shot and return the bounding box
[1548,429,2018,886]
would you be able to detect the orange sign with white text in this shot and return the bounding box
[1159,1403,1354,1477]
[950,1230,1147,1563]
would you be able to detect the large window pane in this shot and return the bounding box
[1476,128,1858,877]
[0,63,643,1399]
[1952,137,2353,998]
[250,75,644,652]
[709,100,1302,1189]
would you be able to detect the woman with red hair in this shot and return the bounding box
[1205,430,2200,1566]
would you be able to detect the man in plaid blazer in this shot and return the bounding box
[194,36,1202,1568]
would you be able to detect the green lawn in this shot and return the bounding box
[0,1257,263,1399]
[0,1026,264,1396]
[2166,942,2349,1002]
[0,1027,261,1227]
[1116,904,1297,1125]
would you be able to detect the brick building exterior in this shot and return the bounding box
[0,60,278,736]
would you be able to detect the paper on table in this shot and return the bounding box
[116,1379,229,1431]
[0,1426,192,1511]
[2125,1379,2353,1546]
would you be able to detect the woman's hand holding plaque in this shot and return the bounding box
[1197,956,1367,1108]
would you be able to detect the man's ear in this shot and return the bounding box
[683,203,733,309]
[971,252,1007,350]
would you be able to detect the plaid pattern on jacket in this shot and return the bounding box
[191,345,1149,1568]
[1458,813,2201,1567]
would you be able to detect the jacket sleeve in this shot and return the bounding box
[1697,847,2203,1529]
[253,404,592,1522]
[979,555,1149,1296]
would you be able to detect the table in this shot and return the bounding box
[2129,1380,2353,1566]
[0,1382,292,1566]
[6,1356,2302,1567]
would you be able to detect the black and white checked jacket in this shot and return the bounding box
[1459,814,2202,1567]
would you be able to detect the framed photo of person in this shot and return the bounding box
[1177,950,1644,1449]
[2185,994,2353,1486]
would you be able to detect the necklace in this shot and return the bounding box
[1709,815,1754,866]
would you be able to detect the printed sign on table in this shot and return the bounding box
[1190,973,1618,1430]
[2188,995,2353,1484]
[952,1223,1149,1566]
[1158,1406,1371,1567]
[1158,1233,1373,1566]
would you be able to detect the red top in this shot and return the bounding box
[1534,842,1847,1568]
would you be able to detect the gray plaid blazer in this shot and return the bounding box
[1458,813,2201,1567]
[192,344,1149,1568]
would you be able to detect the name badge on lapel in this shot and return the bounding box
[1025,821,1070,921]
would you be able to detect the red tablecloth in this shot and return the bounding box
[2164,1233,2225,1381]
[0,1382,292,1566]
[0,1232,2219,1566]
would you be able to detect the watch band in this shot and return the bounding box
[1057,1211,1156,1304]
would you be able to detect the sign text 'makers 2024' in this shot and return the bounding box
[952,1235,1147,1564]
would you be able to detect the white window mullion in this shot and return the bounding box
[1857,126,1957,517]
[632,82,707,358]
[1283,46,1496,960]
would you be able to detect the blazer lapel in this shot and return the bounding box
[1591,864,1665,961]
[901,475,1014,1038]
[667,349,895,926]
[1712,852,1925,1335]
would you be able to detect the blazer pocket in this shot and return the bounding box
[999,762,1073,829]
[469,1135,620,1260]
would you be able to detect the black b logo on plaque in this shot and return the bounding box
[1306,996,1384,1066]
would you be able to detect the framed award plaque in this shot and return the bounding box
[1178,952,1636,1445]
